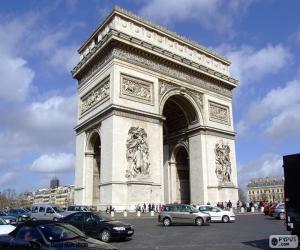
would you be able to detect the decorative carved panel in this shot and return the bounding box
[215,141,232,185]
[120,74,154,105]
[125,127,150,178]
[209,101,230,125]
[80,77,110,114]
[159,79,203,110]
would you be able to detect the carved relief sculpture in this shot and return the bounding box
[120,74,153,105]
[215,141,232,184]
[125,127,150,178]
[81,79,110,114]
[209,101,230,125]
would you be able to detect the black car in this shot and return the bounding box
[7,208,30,222]
[0,220,116,250]
[0,211,17,225]
[61,212,134,242]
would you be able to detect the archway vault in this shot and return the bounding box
[160,89,204,127]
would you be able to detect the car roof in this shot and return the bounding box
[18,220,64,227]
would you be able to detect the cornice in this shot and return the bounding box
[78,6,229,64]
[72,31,237,86]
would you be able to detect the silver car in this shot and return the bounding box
[158,204,211,226]
[30,204,65,221]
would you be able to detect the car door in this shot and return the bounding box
[210,207,222,221]
[45,207,54,220]
[176,205,191,224]
[66,212,85,232]
[83,213,101,238]
[37,206,46,220]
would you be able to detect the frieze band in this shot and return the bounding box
[80,78,110,114]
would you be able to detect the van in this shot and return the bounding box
[31,204,65,221]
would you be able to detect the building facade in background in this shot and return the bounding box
[72,7,239,210]
[34,185,75,207]
[247,177,284,202]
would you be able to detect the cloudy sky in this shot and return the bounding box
[0,0,299,193]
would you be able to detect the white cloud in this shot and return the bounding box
[0,95,77,166]
[216,44,292,86]
[238,153,283,188]
[30,153,75,173]
[0,15,36,102]
[139,0,252,34]
[49,45,79,71]
[237,80,300,138]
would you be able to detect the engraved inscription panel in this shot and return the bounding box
[120,74,154,105]
[209,101,230,125]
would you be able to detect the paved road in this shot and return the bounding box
[110,214,291,250]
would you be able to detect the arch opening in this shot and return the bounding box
[87,132,101,206]
[162,94,197,204]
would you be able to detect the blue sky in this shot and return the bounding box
[0,0,300,193]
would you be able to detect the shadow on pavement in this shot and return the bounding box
[242,239,269,249]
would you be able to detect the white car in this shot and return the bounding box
[197,205,235,223]
[0,217,15,235]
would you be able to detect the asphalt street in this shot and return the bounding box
[109,214,292,250]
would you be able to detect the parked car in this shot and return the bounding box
[270,203,285,220]
[61,211,134,243]
[7,208,30,222]
[158,204,211,227]
[0,211,17,225]
[31,204,66,221]
[0,219,117,249]
[197,205,235,223]
[0,218,15,235]
[66,205,91,212]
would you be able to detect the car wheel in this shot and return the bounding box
[222,215,230,223]
[163,217,171,227]
[31,217,37,221]
[195,217,204,226]
[279,212,285,220]
[100,229,111,242]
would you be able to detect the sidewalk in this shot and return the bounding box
[105,211,263,219]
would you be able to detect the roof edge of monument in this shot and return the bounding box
[78,6,230,65]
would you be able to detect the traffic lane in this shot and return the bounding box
[110,214,287,249]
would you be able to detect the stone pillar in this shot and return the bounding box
[84,152,95,206]
[169,161,177,203]
[188,133,207,205]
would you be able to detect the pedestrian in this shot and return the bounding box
[148,203,151,212]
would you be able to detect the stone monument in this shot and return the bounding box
[72,6,239,210]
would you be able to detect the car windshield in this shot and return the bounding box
[0,218,8,225]
[52,207,64,213]
[190,206,199,213]
[39,223,86,242]
[94,212,110,221]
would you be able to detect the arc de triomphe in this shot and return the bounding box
[72,7,239,210]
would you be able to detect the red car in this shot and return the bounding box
[268,203,278,216]
[264,203,277,215]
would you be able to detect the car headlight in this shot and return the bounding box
[5,219,10,223]
[113,226,126,231]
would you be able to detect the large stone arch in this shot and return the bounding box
[159,88,204,127]
[85,129,101,207]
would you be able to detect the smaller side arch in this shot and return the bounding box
[86,128,101,152]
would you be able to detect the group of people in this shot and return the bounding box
[135,203,163,213]
[215,200,233,210]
